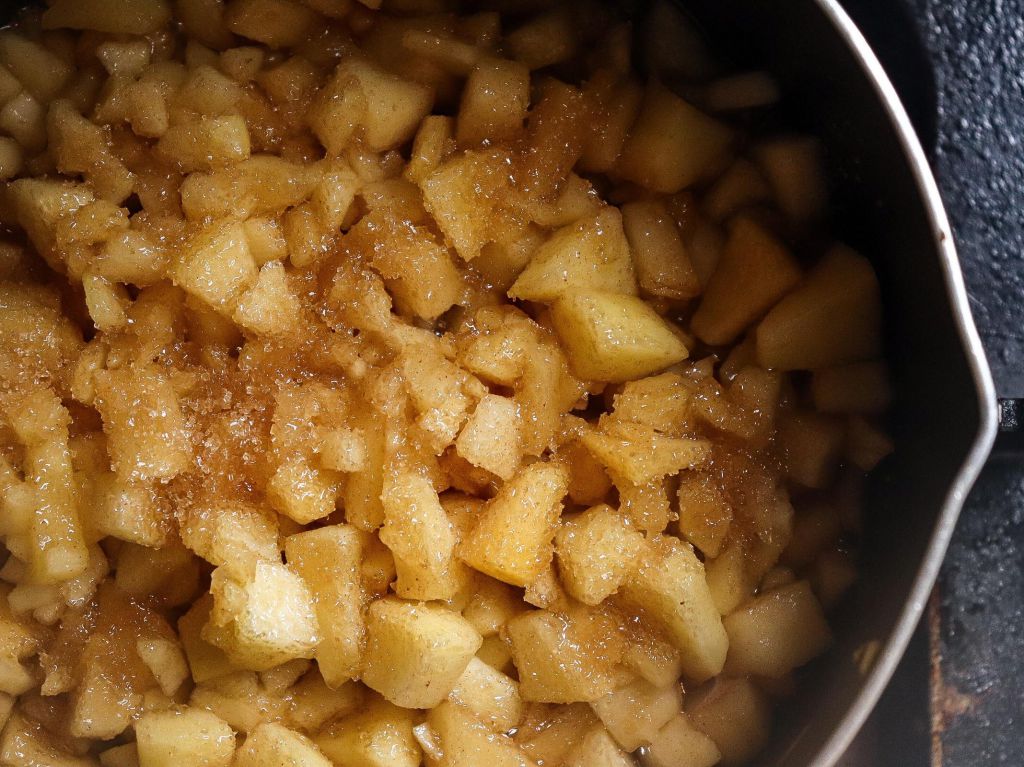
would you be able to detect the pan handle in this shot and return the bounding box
[994,399,1024,454]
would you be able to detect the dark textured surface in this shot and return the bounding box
[842,1,1024,764]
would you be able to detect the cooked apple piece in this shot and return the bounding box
[426,701,537,767]
[459,461,569,588]
[93,366,191,483]
[724,580,832,678]
[156,115,251,172]
[173,220,258,311]
[581,421,709,486]
[225,0,316,49]
[179,499,279,567]
[284,526,365,688]
[266,456,341,524]
[621,199,700,300]
[42,0,171,34]
[617,82,733,193]
[204,560,319,671]
[233,723,331,767]
[615,474,673,535]
[362,598,482,709]
[461,575,525,639]
[809,548,858,610]
[811,360,891,414]
[448,656,524,733]
[458,58,529,146]
[756,245,882,370]
[643,713,721,767]
[563,727,636,767]
[506,8,577,70]
[620,536,727,683]
[551,290,689,383]
[581,78,643,174]
[591,676,682,751]
[677,472,733,558]
[846,416,894,471]
[505,610,617,703]
[691,217,802,346]
[420,149,524,262]
[405,115,456,185]
[686,678,771,765]
[135,707,236,767]
[286,674,362,734]
[380,471,466,602]
[702,158,772,222]
[555,504,644,605]
[514,703,598,765]
[753,135,828,223]
[456,394,524,481]
[510,208,637,303]
[315,696,421,767]
[312,58,432,153]
[607,373,694,437]
[777,409,846,489]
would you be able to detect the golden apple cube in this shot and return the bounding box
[505,610,617,703]
[756,244,882,370]
[234,723,331,767]
[94,366,191,483]
[620,536,728,683]
[135,707,236,767]
[644,713,721,767]
[426,701,538,767]
[448,656,524,733]
[617,83,733,193]
[581,421,709,486]
[686,677,771,765]
[551,290,689,383]
[284,525,365,688]
[456,394,523,481]
[724,580,832,678]
[563,727,635,767]
[379,471,465,602]
[315,696,421,767]
[42,0,171,34]
[204,560,319,671]
[621,199,700,300]
[509,208,637,303]
[173,220,258,311]
[676,472,733,558]
[555,504,644,605]
[691,217,802,346]
[591,676,682,752]
[457,57,530,146]
[459,461,569,588]
[362,598,482,709]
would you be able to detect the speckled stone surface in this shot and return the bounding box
[842,1,1024,764]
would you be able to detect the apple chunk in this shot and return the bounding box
[551,290,689,383]
[755,244,882,370]
[509,207,637,303]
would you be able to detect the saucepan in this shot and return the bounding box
[0,0,998,765]
[670,0,997,763]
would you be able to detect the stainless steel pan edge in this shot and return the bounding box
[804,2,998,764]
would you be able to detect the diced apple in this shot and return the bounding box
[755,245,882,370]
[620,536,727,683]
[362,598,482,709]
[510,208,637,303]
[724,580,831,678]
[551,290,689,383]
[459,462,568,588]
[691,217,801,346]
[617,83,733,193]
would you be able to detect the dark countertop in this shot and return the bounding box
[841,1,1024,764]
